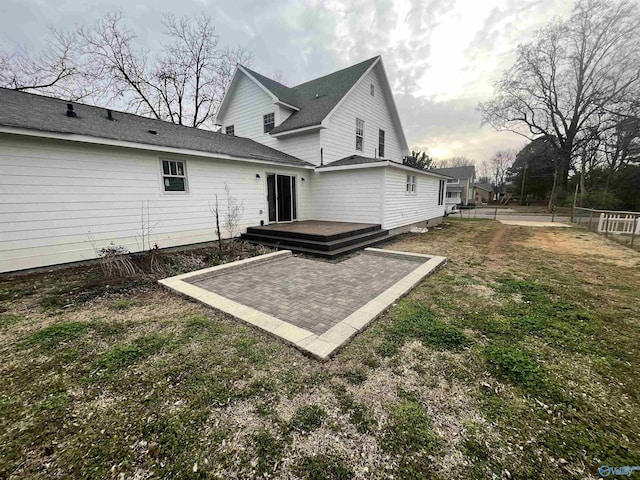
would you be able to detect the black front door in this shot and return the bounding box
[267,174,297,223]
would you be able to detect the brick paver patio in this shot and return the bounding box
[160,249,447,360]
[187,253,422,335]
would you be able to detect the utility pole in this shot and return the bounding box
[520,164,528,206]
[571,179,580,222]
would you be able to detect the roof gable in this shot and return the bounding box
[270,57,379,134]
[0,88,313,168]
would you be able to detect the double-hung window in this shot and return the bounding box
[162,160,187,193]
[263,113,275,133]
[406,175,416,194]
[225,125,235,135]
[378,129,385,158]
[356,118,364,151]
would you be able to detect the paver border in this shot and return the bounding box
[158,247,447,361]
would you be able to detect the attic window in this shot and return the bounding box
[370,84,375,96]
[355,118,364,151]
[263,113,275,133]
[226,125,235,135]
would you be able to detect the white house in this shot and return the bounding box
[0,56,448,273]
[432,166,476,207]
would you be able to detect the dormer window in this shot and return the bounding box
[356,118,364,151]
[225,125,235,135]
[263,113,275,133]
[370,84,375,96]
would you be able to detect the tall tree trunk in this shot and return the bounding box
[548,170,558,212]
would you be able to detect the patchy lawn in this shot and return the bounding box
[1,220,639,479]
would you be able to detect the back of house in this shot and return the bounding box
[0,56,448,273]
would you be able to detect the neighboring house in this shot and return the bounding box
[432,166,476,206]
[0,56,449,273]
[474,183,494,204]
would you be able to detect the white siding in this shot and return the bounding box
[310,168,383,224]
[0,134,311,273]
[320,64,404,164]
[217,73,279,149]
[383,168,446,230]
[275,132,320,165]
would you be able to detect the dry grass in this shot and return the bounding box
[1,220,639,479]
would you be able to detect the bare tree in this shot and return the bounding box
[478,0,640,192]
[1,12,252,129]
[489,149,516,196]
[0,29,89,99]
[271,70,290,86]
[438,157,474,168]
[76,12,252,129]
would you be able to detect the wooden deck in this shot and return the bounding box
[248,220,379,237]
[241,220,392,258]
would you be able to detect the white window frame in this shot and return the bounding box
[160,159,188,194]
[263,113,275,133]
[446,178,459,184]
[225,125,235,135]
[405,174,417,195]
[356,118,364,151]
[378,129,385,158]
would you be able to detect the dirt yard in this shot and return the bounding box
[1,219,639,479]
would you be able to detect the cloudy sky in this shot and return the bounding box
[0,0,574,163]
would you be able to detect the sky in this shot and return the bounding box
[0,0,575,164]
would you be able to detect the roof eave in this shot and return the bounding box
[0,125,316,170]
[316,161,389,172]
[270,124,325,137]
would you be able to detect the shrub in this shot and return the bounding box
[96,243,138,278]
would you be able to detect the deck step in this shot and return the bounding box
[245,223,382,242]
[241,228,389,252]
[242,232,397,258]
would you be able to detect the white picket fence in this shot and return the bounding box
[598,213,640,234]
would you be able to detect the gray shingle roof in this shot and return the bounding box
[318,155,387,168]
[0,88,314,168]
[243,57,379,135]
[474,182,494,192]
[432,166,475,180]
[318,155,451,177]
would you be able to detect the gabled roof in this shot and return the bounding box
[432,166,475,180]
[267,57,379,134]
[216,56,409,153]
[240,67,301,110]
[474,182,494,193]
[0,88,314,168]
